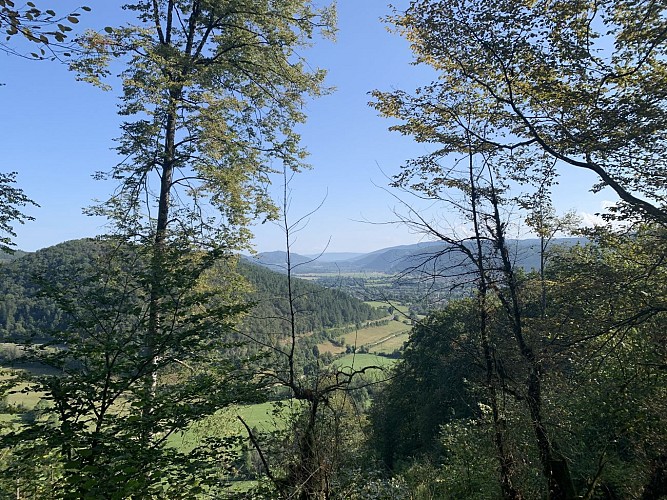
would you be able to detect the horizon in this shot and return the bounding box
[10,234,586,258]
[3,1,615,255]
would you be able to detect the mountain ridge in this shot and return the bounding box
[250,237,587,275]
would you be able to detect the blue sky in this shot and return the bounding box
[1,1,611,254]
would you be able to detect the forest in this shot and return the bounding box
[1,0,667,499]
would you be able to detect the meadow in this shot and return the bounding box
[334,320,410,351]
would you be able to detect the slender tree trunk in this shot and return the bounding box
[487,171,575,499]
[143,84,180,443]
[642,454,667,500]
[468,147,523,500]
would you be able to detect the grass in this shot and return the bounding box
[5,382,43,409]
[363,301,390,309]
[168,400,300,452]
[338,320,410,348]
[334,353,397,372]
[317,341,346,355]
[318,316,412,357]
[370,331,410,354]
[1,369,46,416]
[364,301,409,315]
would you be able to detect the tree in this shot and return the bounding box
[370,2,667,496]
[2,1,336,496]
[371,0,667,224]
[71,0,335,412]
[76,0,335,440]
[545,228,667,498]
[3,240,254,498]
[237,169,384,499]
[369,303,478,469]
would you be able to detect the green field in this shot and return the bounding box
[334,353,397,371]
[169,400,300,451]
[364,301,410,315]
[298,272,389,279]
[0,369,45,419]
[370,331,410,354]
[338,320,410,348]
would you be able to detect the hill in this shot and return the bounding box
[249,238,587,275]
[0,240,385,344]
[248,250,312,270]
[0,249,28,263]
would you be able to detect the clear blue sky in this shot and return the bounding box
[1,1,610,254]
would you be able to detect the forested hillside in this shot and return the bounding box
[0,239,103,341]
[0,239,383,346]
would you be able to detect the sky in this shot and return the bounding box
[0,1,612,254]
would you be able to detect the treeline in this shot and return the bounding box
[0,239,104,341]
[240,260,386,338]
[0,240,384,348]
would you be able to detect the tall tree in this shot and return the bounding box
[367,107,582,495]
[74,0,335,413]
[2,1,335,496]
[371,0,667,223]
[371,3,667,495]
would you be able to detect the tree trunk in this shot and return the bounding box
[642,454,667,500]
[488,176,576,499]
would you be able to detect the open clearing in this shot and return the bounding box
[169,400,301,452]
[370,331,410,354]
[336,320,410,348]
[334,353,396,372]
[317,341,347,355]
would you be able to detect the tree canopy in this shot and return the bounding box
[372,0,667,222]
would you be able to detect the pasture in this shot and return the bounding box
[370,331,410,354]
[334,353,396,374]
[336,320,410,349]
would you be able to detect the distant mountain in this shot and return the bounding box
[248,250,312,270]
[344,241,444,273]
[249,238,587,275]
[304,252,365,262]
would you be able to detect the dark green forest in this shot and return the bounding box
[0,239,384,346]
[2,0,667,499]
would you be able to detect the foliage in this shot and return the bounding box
[369,230,667,498]
[0,240,383,349]
[2,0,336,496]
[240,259,385,337]
[0,1,87,58]
[543,228,667,497]
[0,239,254,498]
[0,172,37,254]
[372,0,667,222]
[369,304,478,468]
[367,1,667,496]
[73,0,335,241]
